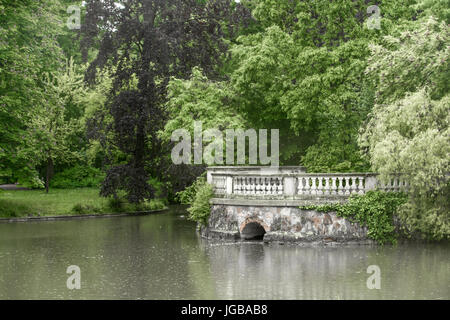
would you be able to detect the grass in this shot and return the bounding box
[0,188,167,218]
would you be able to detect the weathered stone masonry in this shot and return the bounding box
[202,203,370,244]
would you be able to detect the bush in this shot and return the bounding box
[105,196,166,213]
[107,197,125,211]
[148,177,166,199]
[175,172,207,204]
[300,191,407,244]
[186,177,214,226]
[397,184,450,240]
[71,203,101,214]
[0,199,31,217]
[51,166,105,189]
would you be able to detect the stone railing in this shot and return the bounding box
[207,166,408,200]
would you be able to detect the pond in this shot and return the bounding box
[0,206,448,299]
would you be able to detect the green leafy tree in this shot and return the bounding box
[360,17,449,239]
[161,67,247,142]
[25,58,88,192]
[0,0,66,184]
[167,0,420,170]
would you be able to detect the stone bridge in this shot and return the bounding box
[201,166,407,244]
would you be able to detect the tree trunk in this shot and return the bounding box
[45,157,54,194]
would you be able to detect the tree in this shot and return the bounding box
[360,17,449,239]
[166,0,420,169]
[25,58,88,192]
[0,0,66,186]
[161,67,247,141]
[82,0,250,203]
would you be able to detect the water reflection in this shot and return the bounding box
[0,206,448,299]
[200,240,450,299]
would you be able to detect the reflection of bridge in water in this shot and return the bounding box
[204,166,407,243]
[200,242,373,299]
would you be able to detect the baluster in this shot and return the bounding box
[316,177,321,195]
[305,177,311,194]
[358,176,365,194]
[337,177,344,195]
[262,177,266,195]
[246,177,250,194]
[259,177,264,195]
[310,177,317,195]
[270,178,276,194]
[297,177,303,195]
[331,177,337,195]
[278,177,283,195]
[256,177,260,194]
[239,177,243,194]
[317,177,324,195]
[324,177,330,195]
[344,177,351,195]
[348,177,354,195]
[401,179,407,192]
[388,178,393,192]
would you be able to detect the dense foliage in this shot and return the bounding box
[51,165,105,189]
[300,191,408,244]
[360,17,449,239]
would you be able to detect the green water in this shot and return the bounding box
[0,206,448,299]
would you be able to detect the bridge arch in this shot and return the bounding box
[239,218,269,240]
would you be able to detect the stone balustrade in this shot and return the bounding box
[207,166,408,200]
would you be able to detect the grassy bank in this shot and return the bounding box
[0,188,167,218]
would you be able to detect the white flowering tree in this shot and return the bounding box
[360,17,449,239]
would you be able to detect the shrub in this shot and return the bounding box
[107,197,125,211]
[175,172,207,204]
[0,199,31,217]
[185,177,214,226]
[148,199,166,211]
[71,203,101,215]
[148,177,166,199]
[300,191,407,244]
[51,166,105,189]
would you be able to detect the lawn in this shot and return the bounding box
[0,188,166,218]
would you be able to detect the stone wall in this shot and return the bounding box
[200,204,375,245]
